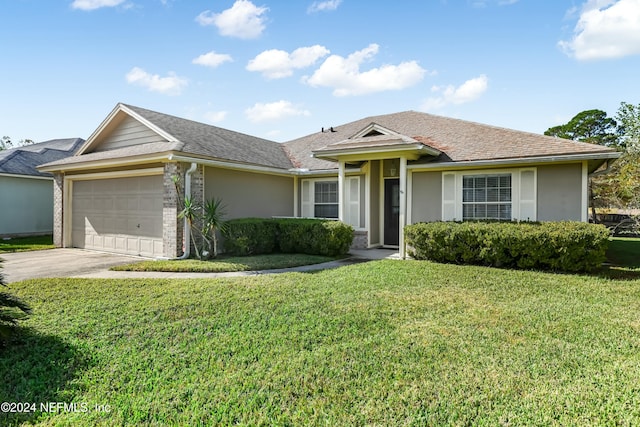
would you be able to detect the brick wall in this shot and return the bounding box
[52,173,64,247]
[351,230,368,249]
[163,162,183,258]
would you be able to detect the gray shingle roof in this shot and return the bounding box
[0,138,84,177]
[284,111,618,170]
[123,105,294,169]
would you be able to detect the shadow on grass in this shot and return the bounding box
[0,328,90,426]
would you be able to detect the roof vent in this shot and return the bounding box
[363,129,384,137]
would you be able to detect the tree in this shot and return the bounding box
[592,102,640,212]
[0,258,32,345]
[0,137,36,151]
[616,102,640,152]
[544,109,620,148]
[1,136,12,150]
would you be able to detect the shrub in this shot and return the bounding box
[276,219,354,256]
[405,221,610,273]
[1,257,32,345]
[222,218,278,256]
[222,218,354,257]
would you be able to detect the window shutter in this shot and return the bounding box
[301,180,312,217]
[346,176,360,227]
[442,172,457,221]
[518,169,536,221]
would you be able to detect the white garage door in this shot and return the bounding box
[72,175,164,257]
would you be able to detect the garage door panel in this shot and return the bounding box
[72,175,163,257]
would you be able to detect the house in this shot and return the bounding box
[38,103,620,258]
[0,138,84,237]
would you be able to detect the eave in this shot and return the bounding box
[312,143,441,163]
[407,151,622,173]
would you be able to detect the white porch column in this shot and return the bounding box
[338,160,345,221]
[399,156,407,259]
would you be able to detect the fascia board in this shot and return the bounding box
[0,172,52,181]
[407,152,622,171]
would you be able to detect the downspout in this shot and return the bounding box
[175,162,198,260]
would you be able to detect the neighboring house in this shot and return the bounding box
[0,138,84,237]
[39,103,620,258]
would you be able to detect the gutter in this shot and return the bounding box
[175,162,198,260]
[406,151,622,171]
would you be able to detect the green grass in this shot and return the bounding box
[3,261,640,425]
[607,237,640,269]
[111,253,336,272]
[0,235,55,253]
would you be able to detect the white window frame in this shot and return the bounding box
[442,168,537,222]
[301,177,363,228]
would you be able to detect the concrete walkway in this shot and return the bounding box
[2,247,402,282]
[74,248,402,280]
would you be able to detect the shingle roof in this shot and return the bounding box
[284,110,617,170]
[0,138,84,177]
[123,105,294,169]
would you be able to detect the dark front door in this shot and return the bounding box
[384,178,400,246]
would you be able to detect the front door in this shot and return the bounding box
[384,178,400,246]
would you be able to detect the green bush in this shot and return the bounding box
[276,219,354,256]
[1,257,32,345]
[222,218,354,257]
[405,221,610,273]
[222,218,278,256]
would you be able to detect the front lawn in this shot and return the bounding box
[3,261,640,425]
[0,235,55,253]
[111,253,336,272]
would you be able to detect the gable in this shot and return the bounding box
[91,115,168,153]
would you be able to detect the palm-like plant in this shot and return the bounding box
[177,196,203,260]
[0,258,32,343]
[202,198,227,258]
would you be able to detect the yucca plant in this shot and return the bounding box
[202,198,227,258]
[0,258,32,344]
[177,196,203,260]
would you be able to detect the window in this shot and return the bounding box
[462,174,512,220]
[313,181,338,218]
[442,168,536,222]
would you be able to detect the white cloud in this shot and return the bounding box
[304,44,427,96]
[245,100,311,122]
[559,0,640,60]
[247,45,330,79]
[196,0,268,39]
[125,67,188,95]
[204,111,228,123]
[421,74,488,110]
[192,51,233,68]
[71,0,125,10]
[307,0,342,13]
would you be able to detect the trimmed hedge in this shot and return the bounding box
[221,218,279,256]
[405,221,610,273]
[223,218,354,257]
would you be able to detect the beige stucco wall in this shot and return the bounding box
[0,175,54,236]
[205,167,294,219]
[537,163,582,221]
[410,171,442,223]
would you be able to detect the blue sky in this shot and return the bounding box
[2,0,640,143]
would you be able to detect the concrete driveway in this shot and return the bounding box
[1,249,145,283]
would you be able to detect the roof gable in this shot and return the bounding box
[46,103,294,171]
